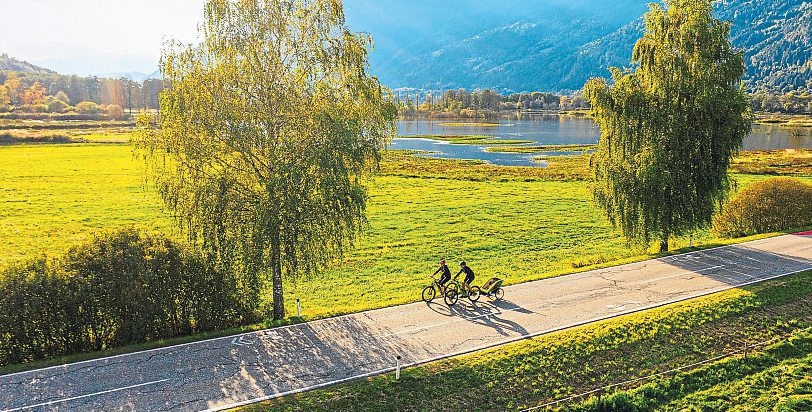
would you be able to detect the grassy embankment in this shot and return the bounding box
[558,109,592,117]
[437,122,503,127]
[564,329,812,411]
[754,113,812,128]
[0,119,133,144]
[2,129,812,374]
[485,144,596,154]
[399,134,533,145]
[240,271,812,411]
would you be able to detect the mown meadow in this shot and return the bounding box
[0,143,173,263]
[0,143,632,315]
[6,142,809,319]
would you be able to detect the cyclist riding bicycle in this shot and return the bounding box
[457,261,475,294]
[433,258,452,292]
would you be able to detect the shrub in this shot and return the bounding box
[54,91,70,105]
[47,99,69,113]
[106,104,125,119]
[29,103,48,113]
[0,228,251,366]
[76,101,101,114]
[713,177,812,238]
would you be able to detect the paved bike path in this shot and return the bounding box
[2,232,812,411]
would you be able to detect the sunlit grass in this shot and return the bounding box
[400,135,533,145]
[437,122,504,127]
[730,149,812,175]
[485,144,597,153]
[2,144,811,321]
[565,331,812,411]
[0,144,173,264]
[754,114,812,128]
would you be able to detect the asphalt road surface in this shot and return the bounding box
[2,232,812,411]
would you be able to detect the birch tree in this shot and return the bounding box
[136,0,397,319]
[585,0,751,252]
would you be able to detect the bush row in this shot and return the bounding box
[0,132,73,145]
[0,112,130,121]
[0,228,253,366]
[0,103,127,118]
[0,120,136,130]
[713,177,812,238]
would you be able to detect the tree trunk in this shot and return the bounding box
[271,242,285,321]
[659,235,669,253]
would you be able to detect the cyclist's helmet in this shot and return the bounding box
[459,261,466,266]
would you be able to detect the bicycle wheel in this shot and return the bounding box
[422,286,436,302]
[468,286,481,302]
[444,289,459,306]
[494,287,504,300]
[446,282,460,296]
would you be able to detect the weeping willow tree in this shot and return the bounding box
[135,0,397,320]
[584,0,751,252]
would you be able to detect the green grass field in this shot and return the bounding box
[0,144,172,263]
[2,143,811,321]
[0,143,637,317]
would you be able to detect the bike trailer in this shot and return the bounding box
[482,277,503,293]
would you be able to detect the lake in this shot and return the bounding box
[391,116,812,167]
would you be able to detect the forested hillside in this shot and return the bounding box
[726,0,812,92]
[0,54,55,74]
[348,0,812,93]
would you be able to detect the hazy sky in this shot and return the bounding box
[2,0,206,75]
[1,0,384,76]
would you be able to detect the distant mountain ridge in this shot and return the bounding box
[0,54,55,74]
[1,53,160,82]
[96,70,161,82]
[4,1,809,94]
[348,0,812,93]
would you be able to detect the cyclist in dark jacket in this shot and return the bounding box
[433,259,452,291]
[457,261,475,294]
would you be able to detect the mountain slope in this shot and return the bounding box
[351,0,812,93]
[0,53,55,74]
[725,0,812,92]
[387,16,618,91]
[97,70,161,82]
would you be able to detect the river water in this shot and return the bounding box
[391,116,812,166]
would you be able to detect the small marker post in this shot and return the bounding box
[396,355,402,380]
[296,298,301,318]
[690,234,694,248]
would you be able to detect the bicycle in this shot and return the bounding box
[443,273,481,306]
[422,275,451,303]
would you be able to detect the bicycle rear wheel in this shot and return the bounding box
[468,286,481,302]
[444,289,459,306]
